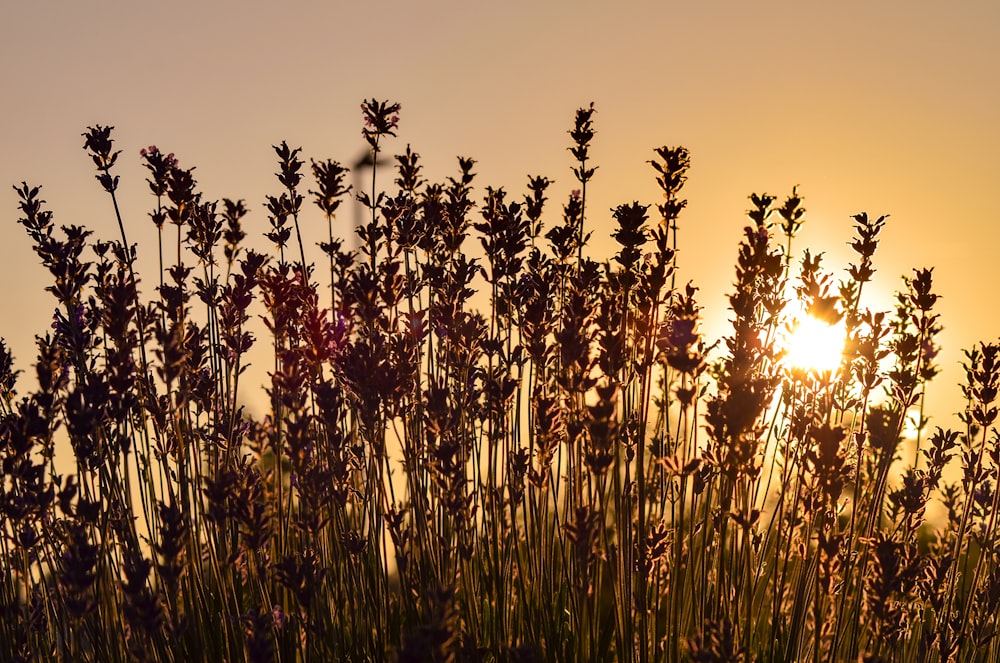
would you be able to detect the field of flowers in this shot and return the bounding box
[1,101,998,662]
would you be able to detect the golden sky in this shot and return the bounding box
[2,0,997,424]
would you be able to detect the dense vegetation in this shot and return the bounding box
[2,101,998,662]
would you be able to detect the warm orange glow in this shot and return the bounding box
[782,314,847,374]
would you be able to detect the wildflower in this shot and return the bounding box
[360,98,402,151]
[776,185,806,237]
[140,144,178,208]
[568,102,596,167]
[83,125,121,192]
[82,125,118,170]
[310,158,351,218]
[273,141,304,192]
[271,605,286,630]
[667,317,698,350]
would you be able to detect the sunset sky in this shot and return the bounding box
[2,1,997,425]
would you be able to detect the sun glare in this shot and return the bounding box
[782,314,847,374]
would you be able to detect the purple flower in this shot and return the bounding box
[271,604,286,629]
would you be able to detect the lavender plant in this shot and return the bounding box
[1,101,998,663]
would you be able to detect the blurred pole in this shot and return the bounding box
[351,148,390,252]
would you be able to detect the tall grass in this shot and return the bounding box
[1,101,998,662]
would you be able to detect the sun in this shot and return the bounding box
[781,314,847,374]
